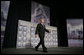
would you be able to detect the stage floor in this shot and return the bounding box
[1,47,83,54]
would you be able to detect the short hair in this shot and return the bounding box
[40,18,44,20]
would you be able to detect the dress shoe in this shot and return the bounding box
[35,47,38,51]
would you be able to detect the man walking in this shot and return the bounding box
[35,18,50,52]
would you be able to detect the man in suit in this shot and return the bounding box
[35,18,50,52]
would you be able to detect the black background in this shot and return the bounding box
[3,0,83,48]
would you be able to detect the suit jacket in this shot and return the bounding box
[35,23,49,37]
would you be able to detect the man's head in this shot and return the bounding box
[40,18,45,23]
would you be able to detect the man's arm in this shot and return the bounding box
[35,24,39,38]
[35,24,39,35]
[44,26,50,33]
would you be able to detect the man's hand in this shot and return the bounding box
[49,30,51,33]
[35,34,38,38]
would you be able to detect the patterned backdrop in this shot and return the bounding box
[1,1,10,49]
[16,20,58,48]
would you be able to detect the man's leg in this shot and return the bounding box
[41,37,47,52]
[35,39,41,51]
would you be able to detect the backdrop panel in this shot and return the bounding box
[16,20,58,48]
[67,19,83,47]
[31,1,50,25]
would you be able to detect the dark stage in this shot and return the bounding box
[1,47,83,54]
[1,0,83,55]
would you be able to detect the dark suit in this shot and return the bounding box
[35,23,49,50]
